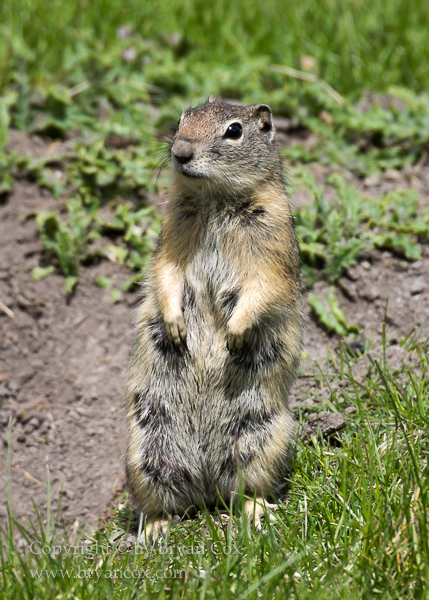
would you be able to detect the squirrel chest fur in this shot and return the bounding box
[125,96,303,520]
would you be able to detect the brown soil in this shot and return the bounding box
[1,132,429,531]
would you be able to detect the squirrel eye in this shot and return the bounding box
[224,123,242,139]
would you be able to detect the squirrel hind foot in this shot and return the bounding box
[243,498,278,532]
[140,516,170,540]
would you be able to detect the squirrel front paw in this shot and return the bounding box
[226,321,252,351]
[165,313,187,345]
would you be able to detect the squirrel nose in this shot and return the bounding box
[173,140,194,165]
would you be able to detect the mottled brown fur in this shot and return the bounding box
[125,96,303,522]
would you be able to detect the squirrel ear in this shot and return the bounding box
[208,95,219,103]
[254,104,275,141]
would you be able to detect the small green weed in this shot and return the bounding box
[35,198,100,292]
[308,288,360,337]
[33,192,160,292]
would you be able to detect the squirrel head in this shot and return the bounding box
[170,96,282,196]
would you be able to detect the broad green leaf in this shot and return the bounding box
[109,289,122,303]
[65,276,79,293]
[122,274,143,292]
[95,276,113,289]
[105,245,128,265]
[31,266,55,281]
[309,289,360,337]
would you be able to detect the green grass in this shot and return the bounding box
[2,333,429,599]
[3,0,429,174]
[2,0,429,95]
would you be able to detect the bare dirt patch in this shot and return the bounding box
[0,181,133,528]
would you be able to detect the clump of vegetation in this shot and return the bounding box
[33,193,161,292]
[307,288,360,337]
[294,170,427,286]
[35,200,99,293]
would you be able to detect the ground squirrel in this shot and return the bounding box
[125,95,303,534]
